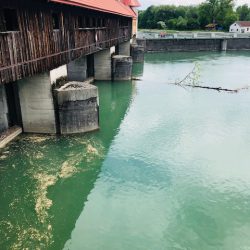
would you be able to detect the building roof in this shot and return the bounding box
[122,0,141,7]
[49,0,138,18]
[205,23,217,28]
[235,21,250,27]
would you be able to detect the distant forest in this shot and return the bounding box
[138,0,250,31]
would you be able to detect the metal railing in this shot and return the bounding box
[138,31,250,40]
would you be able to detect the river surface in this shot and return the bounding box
[1,52,250,250]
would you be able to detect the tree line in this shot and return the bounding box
[138,0,250,31]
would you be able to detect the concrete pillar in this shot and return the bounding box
[56,80,99,134]
[18,73,57,134]
[132,62,144,78]
[110,46,116,55]
[221,39,228,51]
[211,33,216,38]
[119,41,131,56]
[94,49,112,81]
[131,44,145,63]
[67,56,87,82]
[17,65,67,134]
[50,65,67,84]
[112,55,133,81]
[0,85,8,133]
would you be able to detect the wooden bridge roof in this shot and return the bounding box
[122,0,141,7]
[49,0,138,18]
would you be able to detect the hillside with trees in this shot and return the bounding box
[138,0,250,31]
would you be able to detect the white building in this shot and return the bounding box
[229,21,250,33]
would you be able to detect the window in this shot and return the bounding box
[52,13,60,30]
[78,16,84,28]
[119,18,129,27]
[85,17,90,28]
[92,18,97,27]
[3,9,19,31]
[97,18,102,27]
[103,19,106,27]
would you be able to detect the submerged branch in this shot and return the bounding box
[169,63,250,93]
[170,83,244,93]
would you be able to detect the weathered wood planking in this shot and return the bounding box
[0,0,132,84]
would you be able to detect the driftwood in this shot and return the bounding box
[169,65,250,93]
[131,77,143,81]
[171,83,246,93]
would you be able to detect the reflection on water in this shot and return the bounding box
[2,51,250,250]
[0,81,134,250]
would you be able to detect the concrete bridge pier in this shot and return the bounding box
[221,39,228,51]
[94,48,112,80]
[118,41,131,56]
[67,56,87,81]
[0,85,8,133]
[55,80,99,134]
[18,65,67,134]
[112,55,133,81]
[131,44,145,63]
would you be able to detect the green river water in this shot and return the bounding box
[1,52,250,250]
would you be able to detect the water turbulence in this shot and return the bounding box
[2,52,250,250]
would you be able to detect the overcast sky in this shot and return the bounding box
[140,0,250,9]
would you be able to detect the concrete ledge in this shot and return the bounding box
[0,126,22,149]
[56,78,96,106]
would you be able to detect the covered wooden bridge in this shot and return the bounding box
[0,0,140,139]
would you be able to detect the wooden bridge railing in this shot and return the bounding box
[0,26,131,84]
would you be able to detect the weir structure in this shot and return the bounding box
[137,37,250,52]
[0,0,141,142]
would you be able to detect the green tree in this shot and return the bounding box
[157,21,166,29]
[138,6,157,29]
[176,16,188,30]
[138,1,244,31]
[198,3,212,28]
[167,18,178,30]
[236,4,250,21]
[224,12,238,30]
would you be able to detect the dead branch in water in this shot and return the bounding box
[132,77,143,81]
[169,64,250,93]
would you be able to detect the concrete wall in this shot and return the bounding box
[227,38,250,50]
[140,39,222,52]
[94,49,112,80]
[119,41,131,56]
[0,85,8,133]
[18,73,57,134]
[137,38,250,52]
[67,57,87,81]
